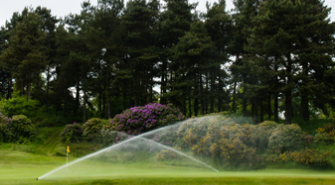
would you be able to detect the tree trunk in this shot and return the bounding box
[106,88,111,119]
[232,55,239,113]
[63,100,67,118]
[268,94,272,120]
[232,82,237,112]
[7,74,12,99]
[74,81,80,116]
[242,80,247,116]
[123,83,127,110]
[300,63,309,121]
[260,101,264,122]
[252,102,258,124]
[27,83,31,101]
[210,72,214,113]
[46,65,50,96]
[150,71,153,103]
[194,74,198,116]
[83,91,87,123]
[98,91,102,113]
[274,94,279,123]
[218,74,222,112]
[199,73,204,115]
[188,95,192,117]
[205,73,209,114]
[285,54,293,124]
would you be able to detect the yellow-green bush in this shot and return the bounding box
[156,149,177,161]
[268,124,302,153]
[314,118,335,143]
[270,148,331,168]
[290,148,331,167]
[176,117,260,167]
[82,118,109,141]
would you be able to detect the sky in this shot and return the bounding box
[1,0,335,26]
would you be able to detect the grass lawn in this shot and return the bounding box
[1,149,335,185]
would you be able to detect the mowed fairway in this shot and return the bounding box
[1,150,335,185]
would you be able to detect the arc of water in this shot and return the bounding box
[138,137,219,172]
[38,119,219,180]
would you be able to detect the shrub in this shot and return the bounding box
[0,115,36,143]
[156,149,177,161]
[0,116,11,142]
[10,115,36,143]
[290,148,331,168]
[0,91,39,118]
[82,118,108,141]
[60,122,83,143]
[314,118,335,143]
[268,124,302,153]
[255,121,278,150]
[271,148,332,169]
[109,103,186,135]
[175,116,259,168]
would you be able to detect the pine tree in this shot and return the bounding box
[203,0,231,113]
[157,0,196,107]
[0,8,46,101]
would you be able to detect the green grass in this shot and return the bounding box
[1,121,335,185]
[1,148,335,185]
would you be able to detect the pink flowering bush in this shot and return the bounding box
[60,122,83,143]
[109,103,186,135]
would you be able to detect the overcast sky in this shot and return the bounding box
[1,0,335,26]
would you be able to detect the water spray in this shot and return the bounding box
[38,116,219,180]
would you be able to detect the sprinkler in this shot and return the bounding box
[36,178,38,180]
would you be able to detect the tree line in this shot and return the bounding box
[0,0,334,124]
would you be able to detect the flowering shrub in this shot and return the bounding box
[290,148,331,167]
[270,148,331,168]
[314,119,335,143]
[82,118,109,141]
[156,149,177,161]
[0,115,12,142]
[0,115,36,143]
[109,103,186,135]
[60,122,83,143]
[268,124,302,153]
[171,116,259,168]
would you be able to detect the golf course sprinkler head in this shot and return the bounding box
[36,178,39,180]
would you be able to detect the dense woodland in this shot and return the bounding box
[0,0,334,124]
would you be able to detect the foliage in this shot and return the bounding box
[254,121,278,150]
[175,116,259,168]
[60,122,83,143]
[0,91,39,118]
[314,118,335,143]
[0,115,36,143]
[268,124,302,153]
[109,103,186,135]
[82,118,108,141]
[290,148,331,168]
[271,148,331,168]
[156,149,177,161]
